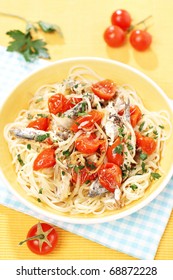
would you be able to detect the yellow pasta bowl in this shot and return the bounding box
[0,57,173,224]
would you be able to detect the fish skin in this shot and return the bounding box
[10,128,46,140]
[88,179,107,197]
[64,101,88,119]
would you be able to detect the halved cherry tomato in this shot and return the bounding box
[48,94,81,115]
[135,131,157,155]
[19,222,58,255]
[98,162,122,192]
[75,134,105,154]
[33,147,56,170]
[71,110,104,132]
[130,105,142,127]
[118,105,142,127]
[91,79,116,100]
[72,167,97,186]
[106,137,124,166]
[27,117,50,131]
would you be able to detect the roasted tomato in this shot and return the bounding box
[33,148,56,170]
[75,134,106,155]
[135,131,157,155]
[106,137,124,166]
[27,117,50,131]
[71,110,104,132]
[98,162,122,192]
[91,79,116,100]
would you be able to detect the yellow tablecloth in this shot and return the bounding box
[0,0,173,260]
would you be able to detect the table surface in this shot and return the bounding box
[0,0,173,260]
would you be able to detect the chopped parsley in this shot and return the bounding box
[127,142,133,151]
[141,162,147,173]
[139,121,145,132]
[35,97,43,103]
[113,144,123,154]
[62,171,66,176]
[150,172,161,180]
[39,188,43,194]
[27,144,31,150]
[130,184,138,191]
[17,154,24,166]
[74,165,85,173]
[86,162,96,170]
[118,126,125,139]
[63,149,71,157]
[159,125,164,129]
[37,198,41,203]
[140,152,148,161]
[35,133,49,142]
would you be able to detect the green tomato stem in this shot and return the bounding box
[18,234,45,246]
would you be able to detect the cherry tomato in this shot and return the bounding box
[98,162,122,192]
[27,117,50,131]
[130,105,142,127]
[33,147,56,170]
[91,79,116,100]
[130,29,152,51]
[72,167,97,186]
[19,222,58,255]
[106,137,124,166]
[71,110,104,132]
[118,105,142,127]
[135,131,157,155]
[75,134,105,154]
[48,94,81,115]
[103,25,126,48]
[111,9,132,31]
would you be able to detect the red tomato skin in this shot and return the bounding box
[75,134,105,155]
[118,105,142,127]
[27,117,50,131]
[72,167,97,186]
[130,105,142,127]
[135,131,157,155]
[130,29,152,51]
[103,25,126,48]
[71,110,104,132]
[33,148,56,171]
[111,9,132,31]
[98,162,122,192]
[91,79,116,100]
[48,94,81,115]
[106,137,124,166]
[27,223,58,255]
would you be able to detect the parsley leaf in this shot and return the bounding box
[150,172,161,180]
[140,152,148,161]
[6,30,50,62]
[130,184,138,191]
[35,133,49,142]
[17,154,24,166]
[37,21,62,36]
[113,144,123,154]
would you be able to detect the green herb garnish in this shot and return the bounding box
[39,188,43,194]
[35,133,49,142]
[130,184,138,191]
[150,172,161,180]
[63,149,71,157]
[27,144,31,150]
[114,144,123,154]
[139,121,145,132]
[127,143,133,151]
[140,152,148,161]
[141,162,147,173]
[17,154,24,166]
[2,12,63,62]
[74,165,85,173]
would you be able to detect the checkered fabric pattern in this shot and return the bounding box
[0,46,173,260]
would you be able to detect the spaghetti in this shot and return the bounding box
[4,65,172,214]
